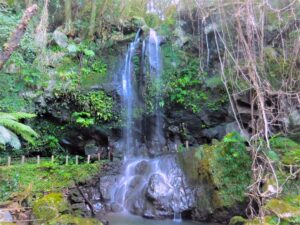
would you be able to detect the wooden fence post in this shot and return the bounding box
[51,155,54,163]
[7,156,11,166]
[65,155,69,165]
[75,155,79,165]
[185,140,189,151]
[21,155,25,164]
[97,153,101,161]
[87,155,90,164]
[37,155,40,165]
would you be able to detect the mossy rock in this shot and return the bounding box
[245,216,278,225]
[179,133,251,209]
[265,199,300,220]
[229,216,247,225]
[33,193,69,222]
[48,214,103,225]
[282,149,300,165]
[270,137,300,164]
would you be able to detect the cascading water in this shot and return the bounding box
[112,30,141,206]
[148,29,165,149]
[108,29,194,221]
[120,30,141,157]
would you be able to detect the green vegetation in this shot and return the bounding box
[270,136,300,165]
[0,112,38,149]
[33,193,103,225]
[33,192,69,222]
[0,1,299,224]
[75,91,114,122]
[161,44,227,113]
[71,111,95,127]
[49,214,103,225]
[179,132,252,208]
[0,161,101,202]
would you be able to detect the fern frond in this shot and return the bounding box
[9,112,37,120]
[0,112,18,121]
[0,112,36,120]
[0,118,38,145]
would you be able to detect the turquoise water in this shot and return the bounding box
[106,213,211,225]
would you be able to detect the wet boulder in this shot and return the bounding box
[134,160,151,175]
[99,175,120,201]
[146,174,171,200]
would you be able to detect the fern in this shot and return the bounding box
[0,112,38,149]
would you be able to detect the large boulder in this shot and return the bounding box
[53,29,68,48]
[110,155,197,218]
[33,193,69,222]
[146,174,171,200]
[99,175,120,202]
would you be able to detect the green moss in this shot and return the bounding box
[179,132,252,209]
[0,162,101,202]
[48,214,103,225]
[245,216,280,225]
[205,133,252,207]
[270,136,300,165]
[33,193,69,221]
[229,216,247,225]
[265,199,300,220]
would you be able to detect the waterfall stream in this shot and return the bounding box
[109,28,193,222]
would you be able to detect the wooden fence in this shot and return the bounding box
[0,152,112,167]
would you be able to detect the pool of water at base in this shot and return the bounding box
[106,212,217,225]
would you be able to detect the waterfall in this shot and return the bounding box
[109,29,191,221]
[147,28,165,149]
[120,30,140,157]
[173,211,182,223]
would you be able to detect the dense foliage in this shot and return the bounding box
[0,0,299,224]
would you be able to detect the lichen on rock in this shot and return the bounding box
[32,193,69,222]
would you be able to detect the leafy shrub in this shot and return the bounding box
[71,112,94,127]
[162,44,227,113]
[166,59,208,113]
[76,91,114,122]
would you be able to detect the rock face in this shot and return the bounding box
[103,154,196,219]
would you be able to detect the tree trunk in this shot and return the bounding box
[0,4,38,70]
[88,0,98,40]
[64,0,73,35]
